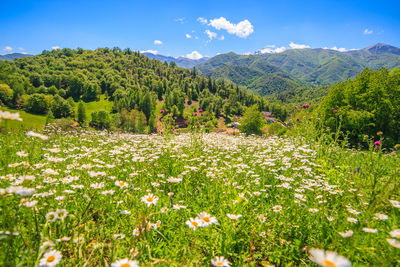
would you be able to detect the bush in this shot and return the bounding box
[239,105,266,135]
[0,84,13,105]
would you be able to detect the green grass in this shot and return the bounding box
[78,95,113,119]
[0,128,399,266]
[0,95,113,131]
[0,106,47,131]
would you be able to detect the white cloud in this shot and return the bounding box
[363,28,373,35]
[18,47,25,51]
[185,51,203,60]
[265,44,276,48]
[205,30,217,40]
[21,52,28,55]
[208,17,254,38]
[254,46,286,54]
[323,46,347,52]
[185,34,191,39]
[154,40,163,45]
[218,35,225,41]
[330,46,347,52]
[197,17,208,24]
[140,50,158,54]
[4,46,13,52]
[289,42,310,49]
[51,46,61,50]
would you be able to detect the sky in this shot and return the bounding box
[1,0,400,58]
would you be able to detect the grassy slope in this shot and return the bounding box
[1,95,114,131]
[0,106,47,131]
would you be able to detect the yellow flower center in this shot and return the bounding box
[119,182,124,186]
[147,197,153,202]
[47,255,55,263]
[192,221,198,227]
[203,217,210,222]
[323,259,336,267]
[217,262,224,266]
[121,264,131,267]
[396,233,400,238]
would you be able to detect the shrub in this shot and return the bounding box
[239,105,266,135]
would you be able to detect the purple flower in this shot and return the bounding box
[296,118,300,121]
[333,109,338,113]
[199,109,203,112]
[160,110,165,114]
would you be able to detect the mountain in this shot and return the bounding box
[195,44,400,96]
[142,52,208,68]
[0,53,33,61]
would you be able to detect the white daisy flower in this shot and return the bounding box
[309,248,351,267]
[39,249,62,267]
[211,256,230,267]
[111,258,139,267]
[141,193,158,207]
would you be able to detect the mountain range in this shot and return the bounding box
[141,52,209,68]
[195,43,400,96]
[0,53,33,61]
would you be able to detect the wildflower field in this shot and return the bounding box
[1,129,400,266]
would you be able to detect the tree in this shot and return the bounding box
[0,84,13,105]
[77,101,87,125]
[25,93,51,114]
[239,105,266,135]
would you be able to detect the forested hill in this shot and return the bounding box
[195,43,400,97]
[0,47,288,127]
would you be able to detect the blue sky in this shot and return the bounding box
[1,0,399,58]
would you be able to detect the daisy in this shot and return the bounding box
[387,238,400,248]
[272,205,282,212]
[226,214,242,220]
[374,213,388,220]
[309,208,319,213]
[389,229,400,239]
[198,212,218,227]
[347,217,358,223]
[211,256,230,267]
[132,228,140,236]
[309,248,351,267]
[111,258,139,267]
[55,209,68,220]
[39,249,62,267]
[173,204,187,210]
[141,193,158,207]
[45,212,57,222]
[120,210,131,215]
[40,241,55,251]
[186,217,201,230]
[362,228,378,233]
[258,214,266,223]
[339,230,354,238]
[115,181,129,188]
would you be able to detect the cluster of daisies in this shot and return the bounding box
[1,131,399,266]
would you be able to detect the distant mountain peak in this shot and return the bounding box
[362,43,400,55]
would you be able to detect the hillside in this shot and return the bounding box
[196,44,400,96]
[0,47,287,131]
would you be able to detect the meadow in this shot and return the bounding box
[1,125,399,266]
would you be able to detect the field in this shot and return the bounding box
[0,129,399,266]
[0,106,47,131]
